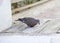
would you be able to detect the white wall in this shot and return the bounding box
[0,35,60,43]
[0,0,12,32]
[0,36,50,43]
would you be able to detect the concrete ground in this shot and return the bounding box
[0,20,60,36]
[0,0,60,36]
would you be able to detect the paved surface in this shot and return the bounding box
[1,0,60,36]
[13,0,60,20]
[0,20,60,36]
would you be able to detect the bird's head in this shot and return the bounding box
[16,18,25,23]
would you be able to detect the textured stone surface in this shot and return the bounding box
[1,0,60,35]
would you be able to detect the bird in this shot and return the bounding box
[16,17,40,27]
